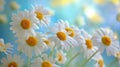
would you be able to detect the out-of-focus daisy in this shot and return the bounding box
[49,20,77,50]
[0,14,7,23]
[43,37,55,49]
[55,50,67,64]
[92,52,105,67]
[17,33,45,57]
[10,1,20,10]
[78,30,98,58]
[0,38,13,55]
[1,55,24,67]
[0,0,5,11]
[32,5,51,26]
[92,28,120,56]
[10,10,39,38]
[31,54,60,67]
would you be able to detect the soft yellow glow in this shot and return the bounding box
[93,0,106,5]
[75,16,85,26]
[10,1,20,10]
[51,0,76,7]
[111,0,120,5]
[0,14,7,23]
[84,6,103,23]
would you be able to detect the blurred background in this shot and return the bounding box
[0,0,120,67]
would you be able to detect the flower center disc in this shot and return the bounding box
[42,61,52,67]
[65,28,75,37]
[85,39,93,49]
[26,36,38,47]
[20,19,31,29]
[44,40,50,45]
[98,59,104,67]
[35,11,43,20]
[8,62,18,67]
[56,32,67,41]
[102,36,111,46]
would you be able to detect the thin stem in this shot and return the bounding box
[107,58,117,67]
[66,51,81,67]
[28,57,31,67]
[49,44,56,57]
[81,50,99,67]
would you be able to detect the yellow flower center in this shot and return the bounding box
[26,36,38,47]
[65,28,75,37]
[35,11,43,20]
[57,53,63,62]
[116,52,120,58]
[44,40,50,45]
[98,59,104,67]
[85,39,93,49]
[0,43,3,46]
[42,61,52,67]
[56,32,67,41]
[20,19,31,29]
[8,62,18,67]
[102,36,111,46]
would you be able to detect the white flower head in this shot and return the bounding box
[32,5,51,27]
[17,32,46,58]
[55,50,67,64]
[49,20,78,50]
[31,54,60,67]
[92,52,105,67]
[79,30,98,58]
[92,28,120,56]
[0,38,13,55]
[10,10,39,38]
[1,54,24,67]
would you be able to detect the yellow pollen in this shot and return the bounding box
[44,40,50,45]
[42,61,52,67]
[8,62,18,67]
[102,36,111,46]
[20,19,31,29]
[98,59,104,67]
[116,52,120,57]
[35,11,43,20]
[85,39,93,49]
[65,28,75,37]
[26,36,38,47]
[56,32,67,41]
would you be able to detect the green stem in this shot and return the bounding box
[66,51,81,67]
[81,50,99,67]
[28,57,31,67]
[49,44,56,57]
[107,58,117,67]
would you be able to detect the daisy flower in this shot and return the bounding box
[10,10,39,38]
[17,32,46,58]
[32,5,51,26]
[92,52,105,67]
[55,50,67,64]
[0,38,13,55]
[92,28,120,56]
[78,30,98,58]
[1,54,24,67]
[114,51,120,66]
[31,54,60,67]
[49,20,77,50]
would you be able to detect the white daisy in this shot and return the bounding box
[92,28,120,56]
[55,50,67,64]
[114,51,120,66]
[31,54,60,67]
[17,32,46,58]
[92,52,105,67]
[49,20,77,50]
[0,0,5,11]
[1,54,24,67]
[78,30,98,58]
[32,5,51,26]
[0,38,13,55]
[10,10,39,38]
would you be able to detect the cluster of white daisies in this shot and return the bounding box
[0,5,120,67]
